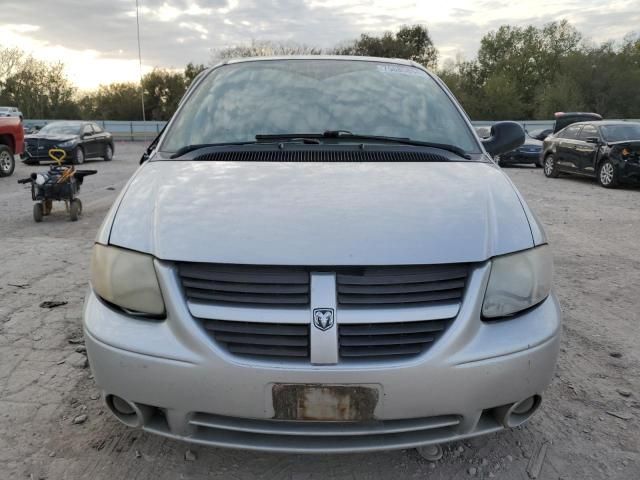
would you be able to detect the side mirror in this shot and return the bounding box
[481,121,525,157]
[585,137,600,144]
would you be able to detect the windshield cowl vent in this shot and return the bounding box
[191,150,452,163]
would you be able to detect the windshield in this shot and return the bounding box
[601,123,640,143]
[39,123,81,135]
[161,59,480,154]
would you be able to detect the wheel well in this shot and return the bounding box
[0,134,15,154]
[595,154,610,172]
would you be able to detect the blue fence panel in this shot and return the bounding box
[23,119,640,142]
[24,119,167,141]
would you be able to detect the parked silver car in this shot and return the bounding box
[84,56,560,455]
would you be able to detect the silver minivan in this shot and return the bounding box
[84,56,560,456]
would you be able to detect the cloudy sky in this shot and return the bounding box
[1,0,638,89]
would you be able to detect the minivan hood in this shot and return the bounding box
[108,160,534,265]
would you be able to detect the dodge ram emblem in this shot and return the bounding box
[313,308,335,331]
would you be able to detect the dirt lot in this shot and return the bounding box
[1,143,638,479]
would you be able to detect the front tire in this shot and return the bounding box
[543,154,560,178]
[72,146,85,165]
[103,144,113,161]
[69,199,82,221]
[598,160,618,188]
[33,203,43,222]
[0,145,15,177]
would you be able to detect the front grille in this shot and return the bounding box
[179,263,310,306]
[339,319,449,359]
[25,139,60,157]
[337,264,468,307]
[182,262,467,364]
[202,319,310,359]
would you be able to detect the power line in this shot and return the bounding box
[135,0,146,121]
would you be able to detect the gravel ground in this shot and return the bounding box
[0,143,638,479]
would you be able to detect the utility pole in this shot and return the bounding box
[136,0,146,122]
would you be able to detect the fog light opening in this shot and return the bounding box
[494,395,542,428]
[105,394,155,428]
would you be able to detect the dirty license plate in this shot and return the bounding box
[272,384,379,421]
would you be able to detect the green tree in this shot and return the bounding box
[141,68,186,120]
[476,20,582,117]
[185,62,207,87]
[0,52,77,119]
[80,83,144,120]
[335,25,438,69]
[439,59,486,118]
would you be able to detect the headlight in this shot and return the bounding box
[58,139,76,148]
[91,244,165,316]
[482,245,552,319]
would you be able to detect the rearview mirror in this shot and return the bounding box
[481,121,525,157]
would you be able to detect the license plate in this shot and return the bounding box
[272,384,379,421]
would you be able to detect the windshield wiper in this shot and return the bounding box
[256,131,471,159]
[170,137,324,158]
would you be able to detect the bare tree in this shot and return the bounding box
[210,40,325,64]
[0,46,23,84]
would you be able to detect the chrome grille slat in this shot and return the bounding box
[187,290,309,305]
[202,319,310,360]
[338,278,465,294]
[215,333,309,347]
[340,344,424,357]
[337,264,468,307]
[180,263,309,284]
[183,279,309,294]
[338,320,448,359]
[337,265,468,285]
[228,344,309,357]
[203,320,307,336]
[179,263,310,306]
[338,289,463,305]
[339,333,435,346]
[339,320,446,336]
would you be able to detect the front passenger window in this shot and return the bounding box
[560,125,581,139]
[578,125,598,141]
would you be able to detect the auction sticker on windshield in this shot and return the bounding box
[376,64,425,76]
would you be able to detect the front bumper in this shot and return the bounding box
[22,146,75,162]
[619,161,640,184]
[501,150,542,164]
[83,261,561,453]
